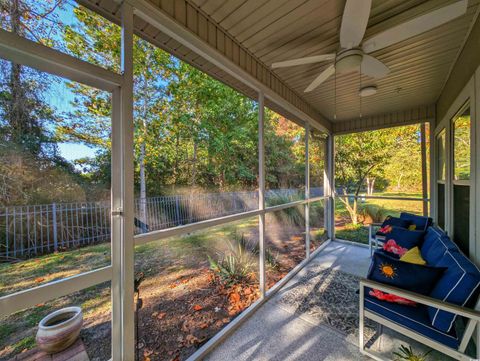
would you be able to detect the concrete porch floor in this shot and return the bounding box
[205,241,455,361]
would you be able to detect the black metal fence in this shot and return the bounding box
[0,187,323,258]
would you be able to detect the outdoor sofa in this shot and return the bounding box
[359,216,480,360]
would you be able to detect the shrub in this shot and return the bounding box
[208,233,257,285]
[393,345,431,361]
[361,204,388,223]
[208,232,279,285]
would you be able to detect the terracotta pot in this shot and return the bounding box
[36,306,83,354]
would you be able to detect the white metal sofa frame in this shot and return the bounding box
[359,278,480,361]
[368,223,384,257]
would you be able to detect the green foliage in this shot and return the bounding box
[393,345,431,361]
[208,234,257,286]
[361,204,388,223]
[12,335,35,354]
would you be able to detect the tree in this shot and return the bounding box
[335,130,390,224]
[0,0,86,206]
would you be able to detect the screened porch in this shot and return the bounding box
[1,0,480,361]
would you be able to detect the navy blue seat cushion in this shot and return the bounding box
[400,212,433,232]
[427,250,480,332]
[368,252,445,295]
[365,295,459,349]
[376,216,411,236]
[421,226,459,265]
[385,227,425,250]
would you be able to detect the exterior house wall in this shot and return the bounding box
[436,14,480,124]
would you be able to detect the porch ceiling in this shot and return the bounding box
[80,0,479,129]
[189,0,479,122]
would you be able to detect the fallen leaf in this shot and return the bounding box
[34,277,45,283]
[199,322,209,329]
[143,349,153,357]
[193,304,203,311]
[157,312,167,319]
[229,292,240,304]
[244,287,252,295]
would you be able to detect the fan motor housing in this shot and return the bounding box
[335,48,363,74]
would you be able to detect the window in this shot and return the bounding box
[309,130,325,198]
[265,206,305,289]
[451,105,471,255]
[265,110,305,205]
[436,129,446,229]
[453,108,470,180]
[0,0,121,73]
[0,60,112,296]
[437,130,446,181]
[132,45,259,235]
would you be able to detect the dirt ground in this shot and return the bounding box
[1,219,325,361]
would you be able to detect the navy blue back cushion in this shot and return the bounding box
[421,227,458,266]
[385,227,425,250]
[400,212,432,232]
[368,252,445,295]
[381,215,411,229]
[428,251,480,332]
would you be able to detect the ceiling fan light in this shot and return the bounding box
[359,85,377,97]
[335,53,363,74]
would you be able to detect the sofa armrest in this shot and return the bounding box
[359,278,480,322]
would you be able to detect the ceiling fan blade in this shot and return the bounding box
[340,0,372,49]
[304,64,335,92]
[362,0,468,53]
[361,55,389,78]
[271,54,335,69]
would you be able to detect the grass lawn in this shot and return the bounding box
[0,206,327,361]
[334,191,426,244]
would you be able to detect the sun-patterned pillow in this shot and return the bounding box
[367,252,446,301]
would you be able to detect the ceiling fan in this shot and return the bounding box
[271,0,468,93]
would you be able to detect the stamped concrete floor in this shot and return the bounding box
[205,241,455,361]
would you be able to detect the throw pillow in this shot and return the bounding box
[367,252,446,305]
[400,247,426,265]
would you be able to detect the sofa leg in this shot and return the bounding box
[359,286,365,352]
[368,224,373,257]
[477,324,480,360]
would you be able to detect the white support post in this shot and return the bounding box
[258,92,266,298]
[305,124,311,258]
[430,120,436,221]
[325,135,335,240]
[420,122,429,216]
[111,3,135,360]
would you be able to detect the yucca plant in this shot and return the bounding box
[236,231,280,270]
[393,345,431,361]
[208,234,256,285]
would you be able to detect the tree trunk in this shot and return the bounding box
[191,140,197,187]
[9,0,25,145]
[396,173,403,191]
[366,177,375,195]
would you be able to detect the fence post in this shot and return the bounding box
[52,203,58,252]
[175,196,181,225]
[5,207,8,257]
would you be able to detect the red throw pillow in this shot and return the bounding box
[383,239,408,257]
[368,288,417,306]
